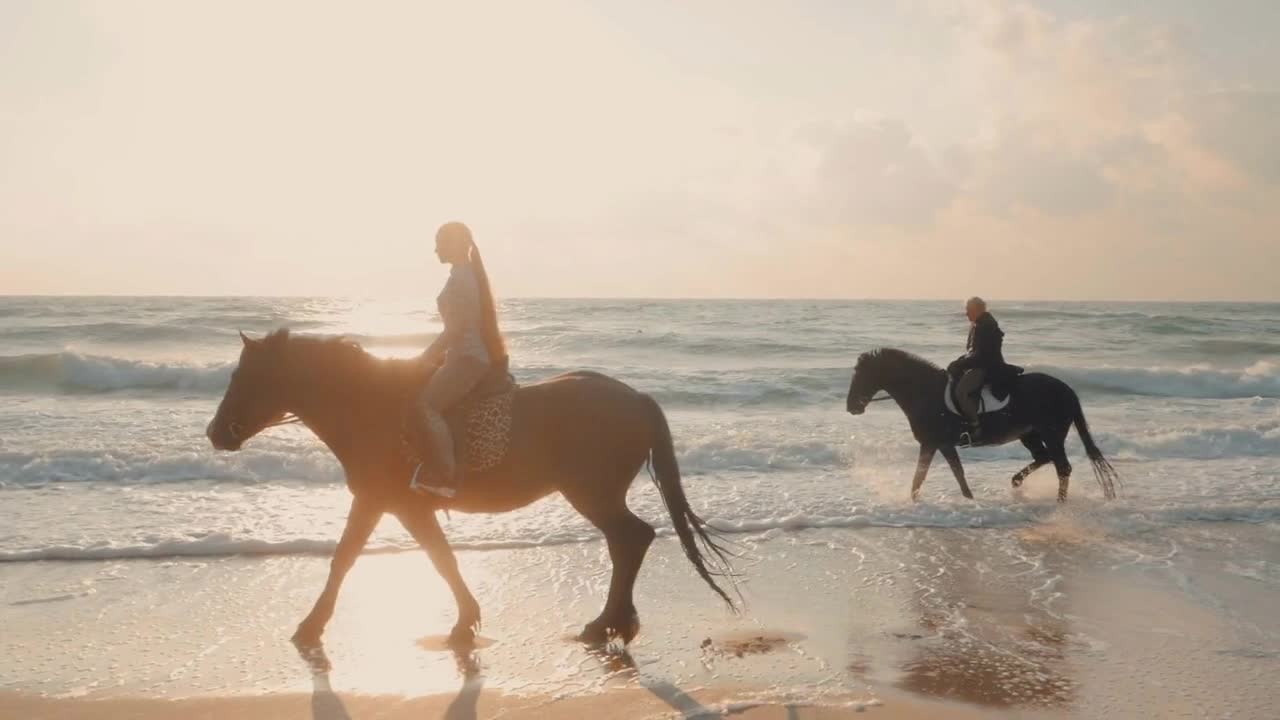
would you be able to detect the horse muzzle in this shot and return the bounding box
[206,419,244,451]
[846,396,868,415]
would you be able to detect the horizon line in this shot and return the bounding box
[1,293,1278,304]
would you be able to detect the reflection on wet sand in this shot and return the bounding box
[889,528,1079,709]
[296,643,352,720]
[294,635,727,720]
[297,639,483,720]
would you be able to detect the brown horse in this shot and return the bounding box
[205,330,734,648]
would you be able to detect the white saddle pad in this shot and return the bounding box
[944,377,1011,416]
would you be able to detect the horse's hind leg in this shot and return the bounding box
[1044,428,1073,502]
[1012,433,1051,489]
[566,490,655,645]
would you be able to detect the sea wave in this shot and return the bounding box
[0,447,345,487]
[1039,361,1280,399]
[0,433,846,487]
[5,411,1279,489]
[0,532,598,563]
[3,348,1278,410]
[4,500,1279,563]
[0,352,232,394]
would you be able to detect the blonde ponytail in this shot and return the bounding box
[467,241,507,362]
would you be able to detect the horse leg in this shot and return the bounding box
[294,496,383,646]
[1046,430,1073,502]
[397,508,481,646]
[1012,433,1051,489]
[567,493,655,645]
[911,445,936,502]
[938,446,973,499]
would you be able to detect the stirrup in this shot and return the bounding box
[409,463,457,498]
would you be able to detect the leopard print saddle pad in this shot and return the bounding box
[402,384,518,474]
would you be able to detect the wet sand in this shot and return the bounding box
[1,686,1037,720]
[2,521,1277,718]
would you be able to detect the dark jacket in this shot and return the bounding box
[949,312,1020,396]
[954,312,1005,373]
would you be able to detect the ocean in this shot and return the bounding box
[2,297,1278,561]
[3,296,1280,713]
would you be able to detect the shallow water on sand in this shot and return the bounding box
[2,298,1278,716]
[2,527,1276,717]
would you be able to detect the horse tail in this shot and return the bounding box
[643,394,739,610]
[1069,389,1120,500]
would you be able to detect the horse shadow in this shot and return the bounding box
[585,646,716,718]
[294,640,483,720]
[295,639,791,720]
[584,645,805,719]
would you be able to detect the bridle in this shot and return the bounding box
[227,414,302,441]
[849,392,895,411]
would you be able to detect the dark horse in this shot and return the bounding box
[845,348,1118,502]
[206,330,734,648]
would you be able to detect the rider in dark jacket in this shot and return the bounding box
[947,297,1011,441]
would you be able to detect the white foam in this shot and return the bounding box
[1099,422,1280,460]
[0,447,344,486]
[1041,361,1280,399]
[0,351,231,394]
[0,530,601,563]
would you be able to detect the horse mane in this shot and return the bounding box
[266,329,427,394]
[856,347,941,372]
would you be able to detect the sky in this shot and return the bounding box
[1,0,1278,300]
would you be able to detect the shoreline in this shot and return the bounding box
[0,686,1047,720]
[3,526,1277,718]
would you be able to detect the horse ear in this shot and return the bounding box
[239,331,257,347]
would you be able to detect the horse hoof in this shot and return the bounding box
[292,623,323,648]
[578,612,640,646]
[619,613,641,645]
[448,625,476,648]
[577,623,609,646]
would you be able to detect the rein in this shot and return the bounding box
[867,394,894,403]
[229,414,302,441]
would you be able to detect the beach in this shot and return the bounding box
[2,297,1279,718]
[4,522,1278,718]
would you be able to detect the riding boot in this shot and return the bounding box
[410,410,459,498]
[967,418,982,442]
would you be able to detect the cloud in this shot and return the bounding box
[806,118,960,227]
[1178,90,1280,184]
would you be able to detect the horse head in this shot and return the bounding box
[847,348,940,415]
[207,329,296,450]
[846,350,884,415]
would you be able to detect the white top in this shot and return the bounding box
[429,263,490,364]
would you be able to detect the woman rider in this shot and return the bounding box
[409,221,506,498]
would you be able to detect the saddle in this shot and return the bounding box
[943,377,1011,416]
[401,356,518,473]
[943,364,1023,417]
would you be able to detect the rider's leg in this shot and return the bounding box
[410,355,489,496]
[955,369,986,439]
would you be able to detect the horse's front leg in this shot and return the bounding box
[938,446,974,499]
[397,507,481,646]
[294,495,383,646]
[912,445,936,501]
